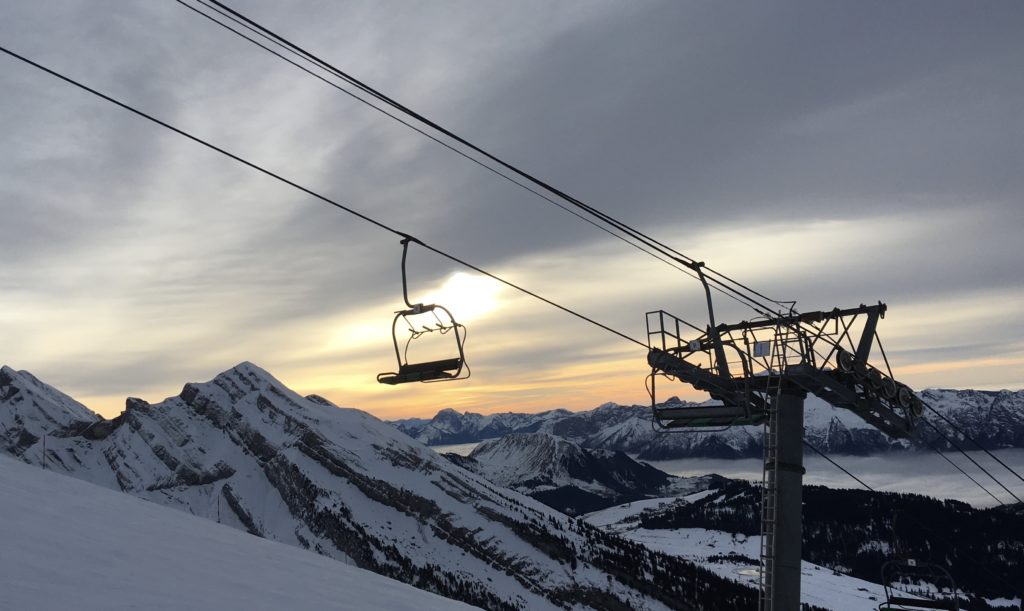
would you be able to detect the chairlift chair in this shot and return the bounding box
[377,238,470,385]
[877,559,960,611]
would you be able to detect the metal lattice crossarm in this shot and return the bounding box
[645,302,921,438]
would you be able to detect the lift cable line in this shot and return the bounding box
[174,0,715,299]
[24,31,1015,511]
[180,0,995,446]
[0,44,648,353]
[804,437,1006,510]
[808,444,1018,609]
[8,29,1016,610]
[810,423,1008,508]
[923,440,1005,507]
[642,277,1024,608]
[182,0,783,319]
[802,379,1022,507]
[918,417,1023,504]
[181,0,794,320]
[176,2,1024,498]
[801,440,875,491]
[922,400,1024,486]
[182,0,1024,585]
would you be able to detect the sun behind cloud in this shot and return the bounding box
[419,272,504,323]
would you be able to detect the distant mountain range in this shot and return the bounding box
[0,363,759,611]
[393,390,1024,459]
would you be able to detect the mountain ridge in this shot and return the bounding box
[394,389,1024,459]
[1,361,759,611]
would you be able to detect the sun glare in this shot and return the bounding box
[421,272,503,323]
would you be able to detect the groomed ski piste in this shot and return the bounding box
[0,454,475,611]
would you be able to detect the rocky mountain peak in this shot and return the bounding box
[432,407,464,422]
[2,364,760,610]
[0,364,99,456]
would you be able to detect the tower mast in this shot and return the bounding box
[646,277,919,610]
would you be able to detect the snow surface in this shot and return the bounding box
[622,528,890,611]
[431,442,482,456]
[584,497,681,528]
[585,500,898,611]
[987,597,1023,608]
[0,454,476,611]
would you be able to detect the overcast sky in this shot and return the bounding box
[1,1,1022,419]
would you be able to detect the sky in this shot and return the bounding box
[1,1,1022,420]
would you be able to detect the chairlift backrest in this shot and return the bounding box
[878,559,959,611]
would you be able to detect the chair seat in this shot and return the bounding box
[882,596,958,610]
[377,358,462,385]
[654,405,766,427]
[399,358,462,375]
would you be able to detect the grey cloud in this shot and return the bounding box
[464,1,1024,218]
[1,0,1021,412]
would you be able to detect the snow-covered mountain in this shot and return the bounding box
[0,365,99,455]
[0,363,759,611]
[394,390,1024,459]
[449,432,723,515]
[0,453,474,611]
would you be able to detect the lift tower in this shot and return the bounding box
[645,263,922,611]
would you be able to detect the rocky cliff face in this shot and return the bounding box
[0,362,758,611]
[0,366,98,456]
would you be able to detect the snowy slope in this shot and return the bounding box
[586,496,892,611]
[585,482,1024,610]
[1,362,762,611]
[0,453,475,611]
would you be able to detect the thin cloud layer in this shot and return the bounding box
[1,1,1021,417]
